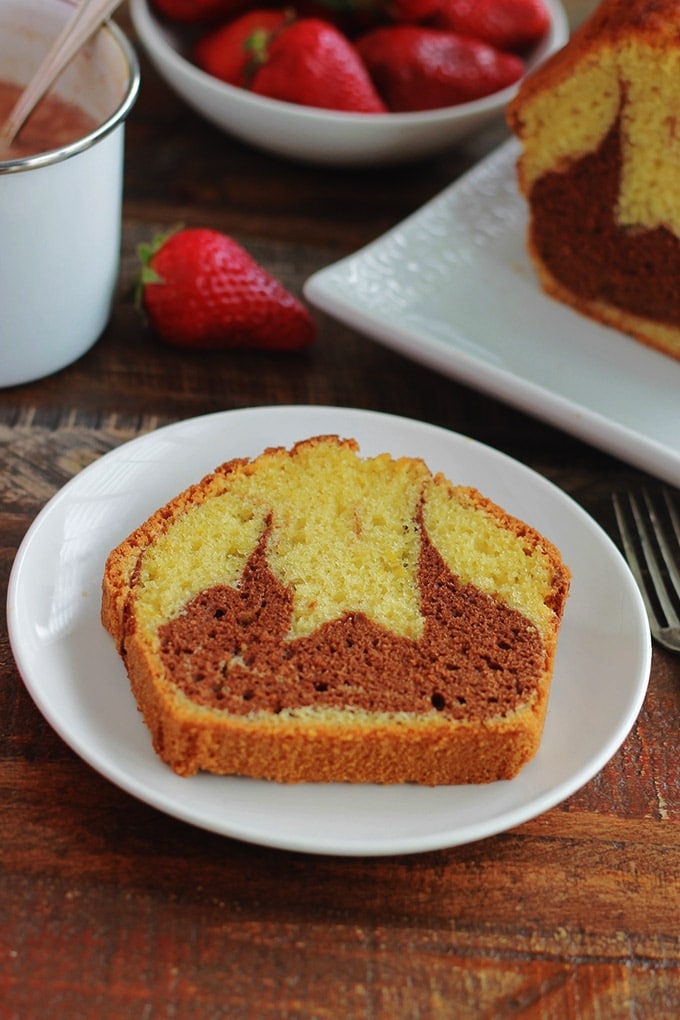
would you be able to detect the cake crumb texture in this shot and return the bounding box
[507,0,680,359]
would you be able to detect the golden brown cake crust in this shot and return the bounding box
[102,436,570,785]
[508,0,680,121]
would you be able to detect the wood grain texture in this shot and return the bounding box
[1,2,677,1016]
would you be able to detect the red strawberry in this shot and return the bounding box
[138,229,315,351]
[432,0,551,52]
[297,0,437,30]
[356,26,524,111]
[150,0,248,24]
[383,0,440,23]
[194,10,289,87]
[282,0,384,37]
[248,18,388,113]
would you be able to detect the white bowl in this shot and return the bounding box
[130,0,568,166]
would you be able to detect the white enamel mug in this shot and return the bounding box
[0,0,139,387]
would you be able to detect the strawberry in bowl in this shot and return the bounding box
[130,0,568,165]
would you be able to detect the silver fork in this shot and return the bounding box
[612,487,680,652]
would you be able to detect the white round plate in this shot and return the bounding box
[7,406,650,856]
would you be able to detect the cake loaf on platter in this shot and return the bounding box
[101,435,570,785]
[507,0,680,361]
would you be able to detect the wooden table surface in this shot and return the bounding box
[2,2,678,1017]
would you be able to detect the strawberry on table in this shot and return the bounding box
[138,228,316,351]
[356,26,524,111]
[431,0,551,52]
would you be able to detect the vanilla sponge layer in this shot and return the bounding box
[513,41,680,236]
[132,438,558,644]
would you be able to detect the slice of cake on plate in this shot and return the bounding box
[102,435,570,784]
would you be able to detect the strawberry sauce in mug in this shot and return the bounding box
[0,79,97,159]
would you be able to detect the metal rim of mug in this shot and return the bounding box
[0,19,140,174]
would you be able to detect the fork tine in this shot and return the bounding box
[643,489,680,611]
[613,489,680,638]
[627,490,680,628]
[612,492,662,631]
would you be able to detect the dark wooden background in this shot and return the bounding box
[1,2,678,1016]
